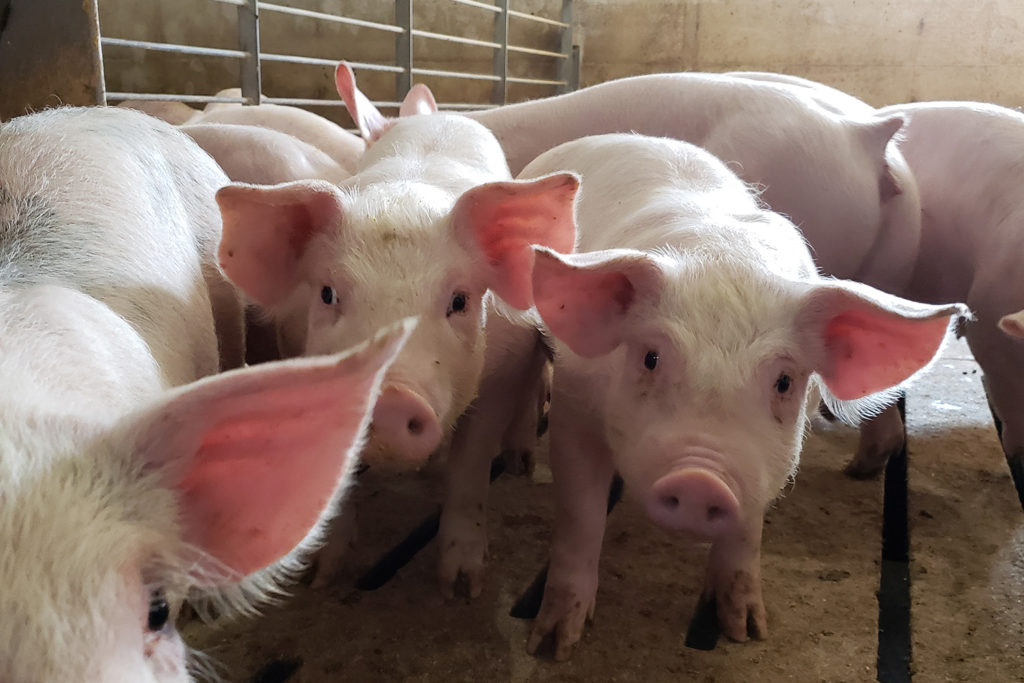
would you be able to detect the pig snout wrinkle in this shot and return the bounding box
[370,386,442,463]
[646,468,741,539]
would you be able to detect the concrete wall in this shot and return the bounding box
[95,0,1024,122]
[574,0,1024,107]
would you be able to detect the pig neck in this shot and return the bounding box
[467,73,830,175]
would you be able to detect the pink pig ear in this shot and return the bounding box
[532,247,664,357]
[451,172,579,309]
[399,84,438,117]
[797,281,967,400]
[216,180,343,308]
[335,62,394,143]
[134,319,415,578]
[999,310,1024,340]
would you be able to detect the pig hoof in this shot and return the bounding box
[500,448,535,476]
[712,571,767,642]
[526,583,596,660]
[438,533,487,600]
[817,400,837,422]
[842,458,886,480]
[844,438,903,479]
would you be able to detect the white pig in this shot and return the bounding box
[463,72,919,295]
[117,99,202,125]
[192,89,366,174]
[855,101,1024,491]
[0,106,410,681]
[181,122,350,185]
[213,64,580,591]
[519,133,965,658]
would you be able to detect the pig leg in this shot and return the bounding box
[498,354,551,476]
[437,317,544,598]
[846,404,905,478]
[703,514,768,641]
[526,377,616,661]
[310,493,360,588]
[966,316,1024,507]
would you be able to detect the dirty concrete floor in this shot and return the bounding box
[184,337,1024,682]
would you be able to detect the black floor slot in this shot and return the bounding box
[877,395,912,683]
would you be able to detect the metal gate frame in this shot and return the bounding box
[0,0,580,120]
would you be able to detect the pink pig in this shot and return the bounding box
[214,64,579,591]
[519,133,965,658]
[0,106,410,681]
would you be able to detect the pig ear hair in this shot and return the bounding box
[999,310,1024,340]
[335,61,394,143]
[451,172,580,310]
[797,280,968,408]
[133,319,414,614]
[399,84,438,117]
[531,246,664,358]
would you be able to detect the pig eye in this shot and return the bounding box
[447,291,468,317]
[775,373,792,394]
[147,590,170,632]
[320,286,338,306]
[643,350,659,371]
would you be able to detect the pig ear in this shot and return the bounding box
[532,246,664,357]
[999,310,1024,340]
[399,84,438,117]
[451,172,579,309]
[857,115,905,201]
[797,281,967,400]
[335,62,394,143]
[134,319,415,579]
[216,180,344,308]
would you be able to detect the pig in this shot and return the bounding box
[181,122,350,186]
[191,89,366,174]
[0,105,411,681]
[213,64,580,591]
[850,101,1024,493]
[464,73,923,480]
[517,133,965,658]
[463,72,919,294]
[117,99,202,125]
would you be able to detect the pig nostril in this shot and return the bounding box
[706,505,725,522]
[662,495,680,510]
[407,417,423,436]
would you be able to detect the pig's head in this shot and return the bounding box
[533,245,966,539]
[0,322,410,682]
[216,174,578,467]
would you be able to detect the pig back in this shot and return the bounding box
[0,106,226,386]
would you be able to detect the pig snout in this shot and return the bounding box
[370,386,442,463]
[645,451,742,538]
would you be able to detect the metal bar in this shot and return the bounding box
[395,0,413,99]
[506,76,566,86]
[258,2,403,34]
[556,0,575,93]
[263,97,401,108]
[447,0,499,12]
[259,53,402,73]
[508,9,569,28]
[411,29,500,50]
[100,37,246,59]
[105,92,247,104]
[0,0,105,118]
[237,0,261,105]
[411,68,499,82]
[210,0,246,6]
[491,0,509,105]
[507,44,567,59]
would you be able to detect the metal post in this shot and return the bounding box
[491,0,509,105]
[556,0,576,93]
[395,0,413,100]
[0,0,105,119]
[237,0,261,105]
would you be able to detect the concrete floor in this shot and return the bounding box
[184,336,1024,682]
